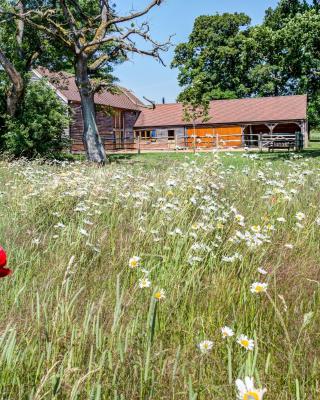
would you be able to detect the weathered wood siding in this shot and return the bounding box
[69,102,139,152]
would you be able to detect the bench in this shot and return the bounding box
[267,139,296,152]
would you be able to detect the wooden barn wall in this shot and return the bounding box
[124,111,139,149]
[69,102,140,152]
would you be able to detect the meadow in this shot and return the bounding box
[1,149,320,399]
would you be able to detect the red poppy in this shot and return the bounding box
[0,246,12,278]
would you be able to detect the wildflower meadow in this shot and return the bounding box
[1,151,320,399]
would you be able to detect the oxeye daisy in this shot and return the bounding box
[198,340,214,354]
[236,377,267,400]
[250,282,268,294]
[154,289,165,301]
[237,335,254,351]
[295,212,306,221]
[251,225,261,233]
[128,256,141,269]
[221,326,234,339]
[257,267,268,275]
[138,277,151,289]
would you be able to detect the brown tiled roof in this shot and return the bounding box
[134,95,307,128]
[35,67,144,111]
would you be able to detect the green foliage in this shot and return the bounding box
[172,2,320,128]
[172,13,251,105]
[3,79,69,158]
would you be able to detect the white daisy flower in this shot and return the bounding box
[128,256,141,269]
[295,212,305,221]
[276,217,286,223]
[284,243,294,249]
[221,326,234,339]
[237,335,254,351]
[198,340,214,354]
[251,225,261,233]
[236,376,267,399]
[138,278,151,289]
[250,282,268,294]
[257,267,268,275]
[141,268,150,275]
[54,222,65,229]
[79,228,89,237]
[154,289,165,301]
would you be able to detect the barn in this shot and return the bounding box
[134,96,308,151]
[33,68,308,152]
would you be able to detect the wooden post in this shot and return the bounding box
[174,130,178,151]
[138,131,141,154]
[193,122,196,154]
[215,132,219,149]
[258,133,263,152]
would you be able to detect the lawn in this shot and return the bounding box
[0,148,320,399]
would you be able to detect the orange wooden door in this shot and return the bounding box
[187,126,242,148]
[186,127,215,148]
[215,126,242,147]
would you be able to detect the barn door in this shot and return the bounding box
[114,110,124,149]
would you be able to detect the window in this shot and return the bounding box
[168,130,175,141]
[135,131,152,140]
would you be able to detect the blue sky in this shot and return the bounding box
[114,0,280,103]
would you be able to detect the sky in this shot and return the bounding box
[114,0,281,104]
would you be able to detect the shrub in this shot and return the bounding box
[4,79,69,158]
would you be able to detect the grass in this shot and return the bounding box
[1,148,320,399]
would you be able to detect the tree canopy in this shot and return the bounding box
[172,1,320,128]
[0,0,170,162]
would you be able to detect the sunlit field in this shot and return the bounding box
[1,150,320,399]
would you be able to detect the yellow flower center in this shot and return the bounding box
[154,292,162,300]
[241,339,249,348]
[130,260,138,268]
[255,285,264,293]
[243,391,259,400]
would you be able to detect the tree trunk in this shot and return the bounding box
[74,54,106,163]
[0,49,24,117]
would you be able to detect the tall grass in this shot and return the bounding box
[0,152,320,399]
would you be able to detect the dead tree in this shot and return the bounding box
[7,0,171,163]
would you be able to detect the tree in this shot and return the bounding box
[171,13,251,105]
[0,0,72,119]
[4,79,69,157]
[5,0,171,163]
[0,0,32,117]
[172,2,320,129]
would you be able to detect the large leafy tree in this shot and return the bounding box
[2,0,170,163]
[171,13,252,104]
[248,3,320,127]
[172,1,320,128]
[0,0,73,118]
